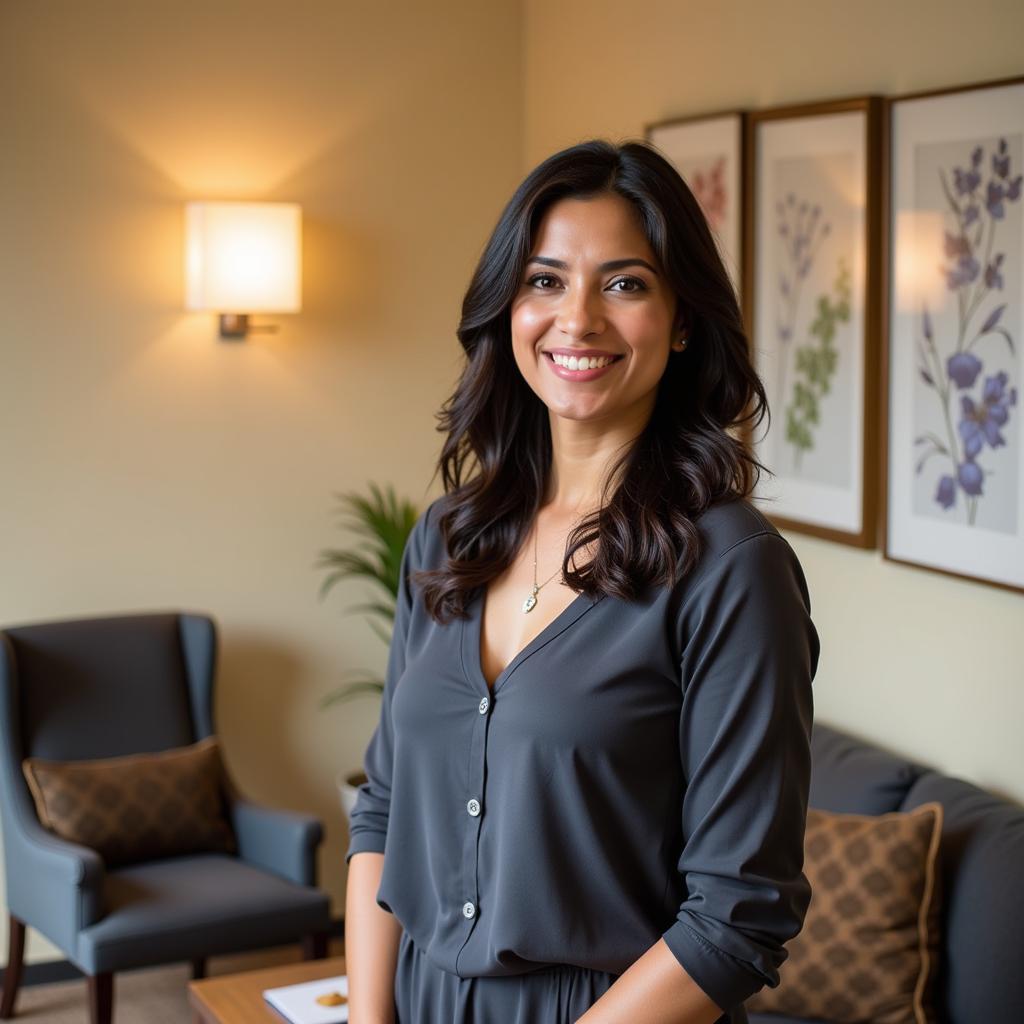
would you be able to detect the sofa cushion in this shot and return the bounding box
[746,801,943,1023]
[76,853,331,973]
[810,722,929,815]
[748,1015,828,1024]
[22,735,236,867]
[901,771,1024,1023]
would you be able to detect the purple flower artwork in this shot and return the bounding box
[914,138,1021,526]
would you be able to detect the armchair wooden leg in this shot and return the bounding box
[86,972,112,1024]
[0,914,25,1018]
[191,957,207,980]
[302,930,329,960]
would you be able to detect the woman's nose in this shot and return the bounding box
[554,286,605,340]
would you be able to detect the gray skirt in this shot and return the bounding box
[394,929,621,1023]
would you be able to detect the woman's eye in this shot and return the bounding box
[527,273,560,289]
[525,274,647,293]
[610,276,647,293]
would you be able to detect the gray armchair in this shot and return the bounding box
[0,611,332,1024]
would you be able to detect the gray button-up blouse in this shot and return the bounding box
[346,494,820,1019]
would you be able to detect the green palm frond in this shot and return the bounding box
[317,483,419,601]
[318,676,386,709]
[365,618,392,647]
[316,482,420,709]
[345,600,401,623]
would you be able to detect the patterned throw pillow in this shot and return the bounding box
[22,735,237,867]
[746,801,943,1024]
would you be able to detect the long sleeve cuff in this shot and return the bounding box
[661,915,771,1013]
[345,829,387,864]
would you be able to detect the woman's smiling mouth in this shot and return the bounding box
[543,349,625,381]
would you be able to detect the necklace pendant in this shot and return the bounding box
[522,592,538,614]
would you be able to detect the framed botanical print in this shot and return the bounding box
[743,96,883,547]
[644,110,746,298]
[882,75,1024,592]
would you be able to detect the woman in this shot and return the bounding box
[345,138,820,1024]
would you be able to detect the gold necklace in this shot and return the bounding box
[522,506,588,614]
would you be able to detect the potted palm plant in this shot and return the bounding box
[316,482,419,820]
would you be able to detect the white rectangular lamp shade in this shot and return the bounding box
[185,201,301,313]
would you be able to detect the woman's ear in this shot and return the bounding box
[674,301,689,335]
[671,307,689,350]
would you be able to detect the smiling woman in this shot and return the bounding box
[344,139,819,1024]
[423,139,770,616]
[511,192,680,425]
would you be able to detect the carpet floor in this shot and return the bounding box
[10,936,345,1022]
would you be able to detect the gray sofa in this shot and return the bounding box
[749,720,1024,1024]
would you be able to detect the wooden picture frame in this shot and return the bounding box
[644,109,747,300]
[742,95,883,548]
[881,75,1024,593]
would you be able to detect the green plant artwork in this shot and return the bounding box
[315,481,420,709]
[784,257,851,471]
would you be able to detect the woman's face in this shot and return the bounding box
[510,192,683,429]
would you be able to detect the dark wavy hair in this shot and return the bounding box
[414,138,770,623]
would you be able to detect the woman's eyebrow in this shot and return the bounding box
[527,255,660,275]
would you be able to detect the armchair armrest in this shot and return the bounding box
[0,648,106,956]
[230,799,324,886]
[2,797,105,955]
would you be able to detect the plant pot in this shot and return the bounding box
[337,769,368,822]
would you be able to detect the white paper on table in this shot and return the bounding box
[262,974,349,1023]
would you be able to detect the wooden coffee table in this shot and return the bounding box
[189,955,348,1024]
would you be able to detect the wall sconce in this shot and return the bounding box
[185,201,302,339]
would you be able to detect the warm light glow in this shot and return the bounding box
[893,209,946,314]
[185,201,301,313]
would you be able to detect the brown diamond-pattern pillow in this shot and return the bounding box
[746,801,943,1024]
[22,736,237,867]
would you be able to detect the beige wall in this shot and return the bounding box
[2,0,1022,971]
[522,0,1024,801]
[0,0,522,965]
